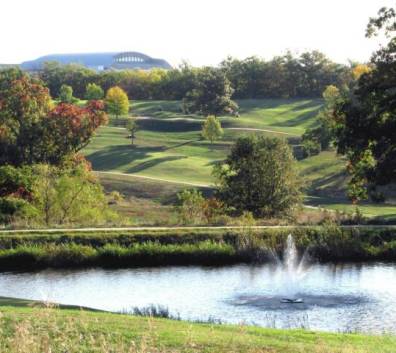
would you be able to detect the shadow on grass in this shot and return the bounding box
[306,170,348,197]
[236,99,294,112]
[270,109,320,129]
[138,119,203,132]
[127,156,187,173]
[289,99,323,111]
[87,144,166,171]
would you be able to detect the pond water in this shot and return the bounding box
[0,262,396,333]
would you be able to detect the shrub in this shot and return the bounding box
[214,136,303,217]
[59,84,74,103]
[176,189,205,225]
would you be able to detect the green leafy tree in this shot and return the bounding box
[214,136,302,217]
[202,115,223,144]
[32,163,115,226]
[301,85,340,157]
[40,62,96,98]
[125,117,138,145]
[59,84,74,103]
[85,83,104,100]
[0,69,52,165]
[329,6,396,202]
[185,67,238,116]
[105,86,129,120]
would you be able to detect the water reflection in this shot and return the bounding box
[0,262,395,333]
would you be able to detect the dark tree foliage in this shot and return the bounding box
[185,67,238,116]
[40,62,96,98]
[221,51,350,98]
[331,6,396,202]
[214,136,302,217]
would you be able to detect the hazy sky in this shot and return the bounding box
[1,0,394,67]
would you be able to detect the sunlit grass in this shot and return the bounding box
[0,301,394,353]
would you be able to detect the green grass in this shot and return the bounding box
[83,98,395,220]
[0,297,395,352]
[85,98,322,185]
[132,98,323,135]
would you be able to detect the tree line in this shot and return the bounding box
[37,50,354,101]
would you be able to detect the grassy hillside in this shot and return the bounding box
[85,98,322,185]
[83,98,396,220]
[0,297,395,353]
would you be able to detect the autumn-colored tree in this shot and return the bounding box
[202,115,223,144]
[351,64,372,80]
[105,86,129,120]
[0,69,107,166]
[41,100,108,164]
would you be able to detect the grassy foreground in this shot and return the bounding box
[0,226,395,269]
[0,298,395,353]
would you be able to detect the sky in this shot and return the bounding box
[1,0,394,67]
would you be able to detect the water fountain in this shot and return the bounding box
[276,234,308,304]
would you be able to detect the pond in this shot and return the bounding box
[0,262,396,333]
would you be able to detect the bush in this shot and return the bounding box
[85,83,104,100]
[301,139,321,158]
[215,136,303,217]
[176,189,205,225]
[59,84,74,103]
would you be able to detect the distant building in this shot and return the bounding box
[20,51,172,71]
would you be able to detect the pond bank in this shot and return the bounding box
[0,226,395,270]
[0,297,395,352]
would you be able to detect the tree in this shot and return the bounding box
[185,67,238,116]
[214,136,302,217]
[301,85,340,157]
[40,100,108,164]
[31,163,115,226]
[59,84,74,103]
[105,86,129,120]
[202,115,223,144]
[40,62,96,98]
[125,117,138,145]
[0,69,52,165]
[0,165,35,223]
[85,83,104,100]
[329,6,396,202]
[0,69,107,166]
